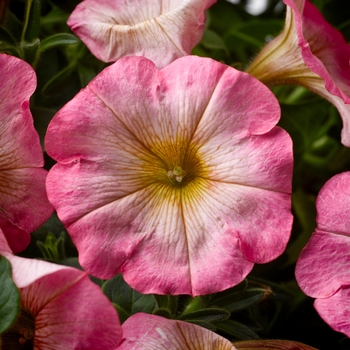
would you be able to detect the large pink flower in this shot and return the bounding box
[117,312,235,349]
[246,0,350,146]
[0,54,53,253]
[67,0,216,68]
[295,172,350,338]
[45,55,293,296]
[0,229,122,349]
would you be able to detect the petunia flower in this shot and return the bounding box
[0,229,122,349]
[246,0,350,147]
[45,55,293,296]
[67,0,216,68]
[116,312,236,350]
[295,171,350,338]
[0,54,53,253]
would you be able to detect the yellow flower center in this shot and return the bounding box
[141,139,207,190]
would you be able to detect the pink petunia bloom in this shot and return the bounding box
[0,54,53,253]
[67,0,216,68]
[0,229,122,349]
[246,0,350,147]
[116,312,236,349]
[295,171,350,338]
[45,55,293,296]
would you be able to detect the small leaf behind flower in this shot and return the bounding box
[0,255,20,333]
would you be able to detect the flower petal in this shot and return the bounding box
[246,0,350,146]
[67,0,215,68]
[118,312,235,350]
[0,54,53,252]
[315,171,350,235]
[46,56,293,295]
[197,127,293,193]
[295,172,350,337]
[314,287,350,338]
[295,231,350,298]
[20,268,122,349]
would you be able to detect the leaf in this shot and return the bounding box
[178,308,230,323]
[223,291,266,312]
[38,33,79,54]
[201,29,228,52]
[0,255,20,333]
[102,274,156,323]
[23,0,41,42]
[41,62,76,96]
[216,319,260,340]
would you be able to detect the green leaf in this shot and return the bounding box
[216,319,260,340]
[152,307,172,319]
[102,274,156,323]
[201,29,228,53]
[41,62,76,96]
[36,232,65,262]
[178,308,230,323]
[0,255,20,333]
[181,296,204,315]
[22,0,41,42]
[38,33,79,54]
[186,320,217,332]
[223,291,266,312]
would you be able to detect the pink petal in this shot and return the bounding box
[295,231,350,298]
[314,287,350,338]
[20,268,122,349]
[0,54,53,252]
[46,56,293,295]
[246,0,350,146]
[67,0,216,68]
[3,253,66,288]
[117,313,235,350]
[2,249,122,349]
[295,172,350,337]
[315,171,350,235]
[0,227,12,253]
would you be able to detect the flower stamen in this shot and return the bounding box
[167,166,187,183]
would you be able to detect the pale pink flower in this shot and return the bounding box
[116,312,236,350]
[246,0,350,146]
[0,54,53,253]
[0,229,122,349]
[67,0,216,68]
[295,172,350,338]
[45,55,293,296]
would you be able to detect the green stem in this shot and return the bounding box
[21,0,33,42]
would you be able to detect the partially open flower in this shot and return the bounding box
[0,229,122,349]
[0,54,53,253]
[246,0,350,146]
[295,172,350,338]
[67,0,216,68]
[117,312,236,350]
[45,55,293,296]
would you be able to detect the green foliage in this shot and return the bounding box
[0,255,20,334]
[102,274,157,323]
